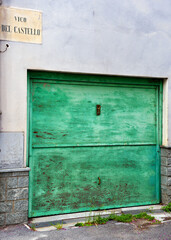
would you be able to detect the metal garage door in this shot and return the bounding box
[28,72,162,217]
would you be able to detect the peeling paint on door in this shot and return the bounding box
[28,72,162,217]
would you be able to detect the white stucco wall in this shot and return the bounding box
[1,0,171,165]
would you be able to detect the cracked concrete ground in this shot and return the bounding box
[0,220,171,240]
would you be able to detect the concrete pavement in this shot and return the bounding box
[0,220,171,240]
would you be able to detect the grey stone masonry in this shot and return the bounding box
[161,147,171,204]
[0,168,30,226]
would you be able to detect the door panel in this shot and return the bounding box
[32,82,157,147]
[28,74,162,218]
[30,145,158,217]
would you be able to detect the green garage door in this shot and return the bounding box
[28,72,162,217]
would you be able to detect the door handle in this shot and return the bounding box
[96,105,101,115]
[98,177,101,185]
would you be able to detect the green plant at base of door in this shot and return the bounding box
[75,212,161,227]
[162,202,171,213]
[51,222,63,230]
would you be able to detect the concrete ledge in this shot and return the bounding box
[160,145,171,149]
[0,167,30,173]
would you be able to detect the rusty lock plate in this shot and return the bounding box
[96,105,101,115]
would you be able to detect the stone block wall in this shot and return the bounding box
[161,147,171,204]
[0,169,29,226]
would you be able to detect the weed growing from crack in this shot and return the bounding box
[148,206,154,213]
[30,224,36,231]
[108,213,133,223]
[51,222,63,230]
[162,202,171,213]
[134,212,154,221]
[75,212,161,227]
